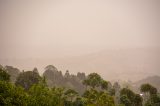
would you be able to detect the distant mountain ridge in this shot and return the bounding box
[0,48,159,81]
[1,64,160,93]
[133,76,160,89]
[133,75,160,92]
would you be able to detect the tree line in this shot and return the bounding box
[0,65,160,106]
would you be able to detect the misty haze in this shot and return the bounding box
[0,0,160,106]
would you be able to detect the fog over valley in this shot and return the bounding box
[1,1,160,106]
[0,0,160,81]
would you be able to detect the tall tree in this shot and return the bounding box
[113,82,121,105]
[140,84,153,94]
[140,83,155,104]
[15,71,41,90]
[120,88,142,106]
[0,68,10,81]
[141,83,159,106]
[83,73,102,89]
[101,80,108,91]
[5,66,20,82]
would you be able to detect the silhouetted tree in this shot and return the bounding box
[5,66,20,82]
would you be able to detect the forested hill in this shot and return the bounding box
[43,65,86,94]
[0,48,159,81]
[1,65,86,94]
[0,64,160,106]
[1,64,160,94]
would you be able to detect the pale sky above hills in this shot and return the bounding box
[0,0,159,59]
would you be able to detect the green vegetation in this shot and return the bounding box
[0,67,10,81]
[0,65,160,106]
[120,88,142,106]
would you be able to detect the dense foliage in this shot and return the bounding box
[0,68,10,81]
[0,65,160,106]
[120,88,142,106]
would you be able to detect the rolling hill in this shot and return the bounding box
[0,48,159,81]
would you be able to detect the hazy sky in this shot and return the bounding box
[0,0,159,59]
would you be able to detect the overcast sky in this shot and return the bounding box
[0,0,159,59]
